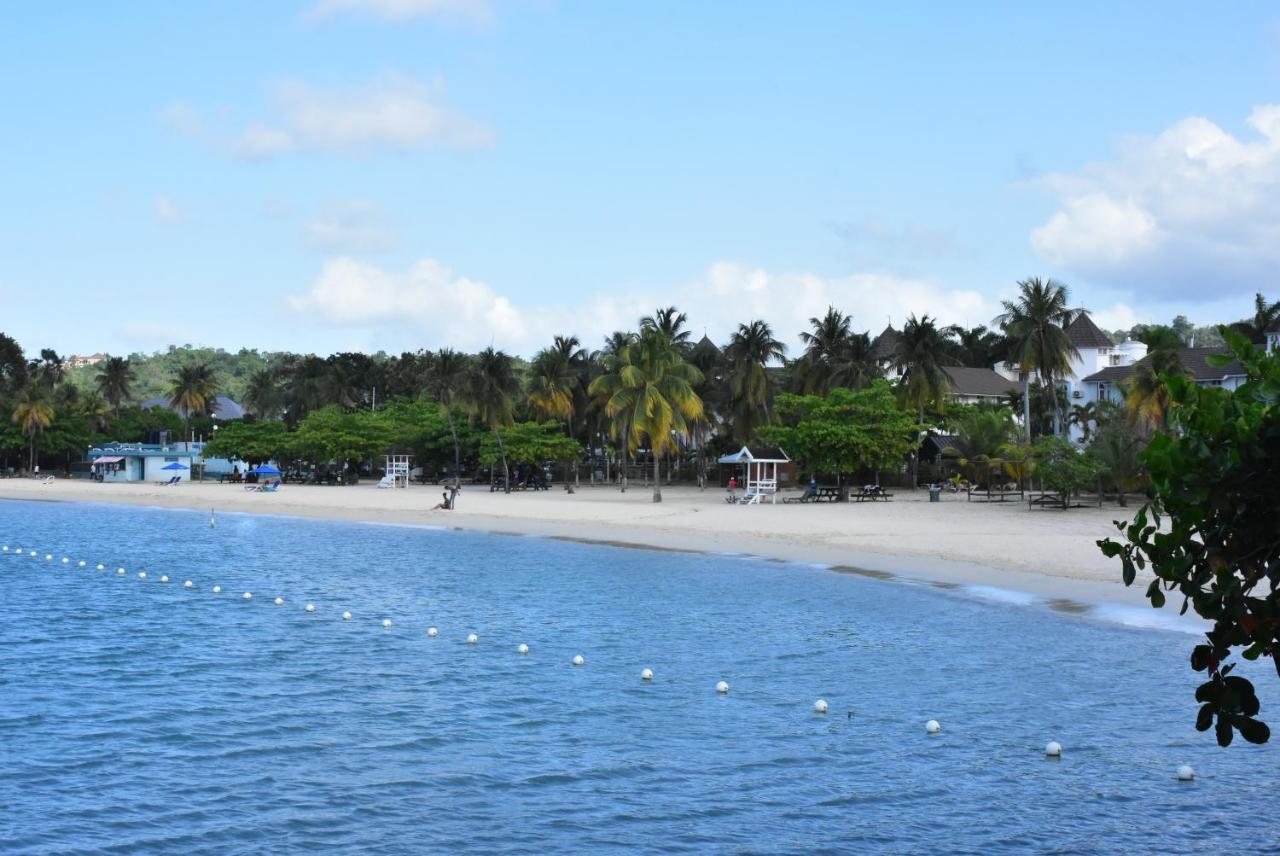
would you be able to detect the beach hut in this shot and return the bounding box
[717,446,790,504]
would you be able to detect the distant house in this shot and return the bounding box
[942,367,1018,406]
[67,353,109,369]
[1081,347,1247,406]
[87,444,195,483]
[140,395,246,420]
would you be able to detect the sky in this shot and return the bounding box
[2,2,1279,359]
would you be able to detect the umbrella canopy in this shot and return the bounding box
[251,464,282,475]
[161,462,190,470]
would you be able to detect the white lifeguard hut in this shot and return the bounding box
[384,454,411,489]
[718,446,789,504]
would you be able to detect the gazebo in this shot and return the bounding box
[718,446,790,503]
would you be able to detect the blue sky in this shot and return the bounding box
[2,2,1279,358]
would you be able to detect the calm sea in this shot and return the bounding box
[1,499,1276,854]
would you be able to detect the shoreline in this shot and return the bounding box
[0,478,1196,633]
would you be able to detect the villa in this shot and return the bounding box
[1081,347,1247,406]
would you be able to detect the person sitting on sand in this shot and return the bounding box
[433,489,452,511]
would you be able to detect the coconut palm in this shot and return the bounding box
[424,348,471,484]
[589,330,704,502]
[94,356,134,416]
[996,277,1083,438]
[1126,326,1187,432]
[528,336,586,488]
[12,383,54,472]
[169,362,217,439]
[793,307,876,394]
[724,319,787,444]
[243,369,283,420]
[891,314,957,422]
[640,306,692,351]
[466,347,521,492]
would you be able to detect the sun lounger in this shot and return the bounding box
[155,475,181,486]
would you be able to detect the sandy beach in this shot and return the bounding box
[0,477,1155,608]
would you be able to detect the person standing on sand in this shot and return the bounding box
[727,475,736,500]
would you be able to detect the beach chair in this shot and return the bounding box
[261,479,282,493]
[783,485,818,504]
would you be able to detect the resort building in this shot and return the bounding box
[66,353,109,369]
[87,443,196,483]
[1081,347,1247,406]
[942,367,1019,406]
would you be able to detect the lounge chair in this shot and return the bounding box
[783,486,818,504]
[155,475,181,486]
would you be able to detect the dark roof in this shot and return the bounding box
[870,325,901,361]
[1066,314,1115,349]
[693,334,720,354]
[921,434,966,458]
[141,395,245,420]
[1082,347,1246,384]
[943,366,1019,398]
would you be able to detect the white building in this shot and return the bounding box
[1081,348,1248,408]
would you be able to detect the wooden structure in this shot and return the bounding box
[717,446,790,504]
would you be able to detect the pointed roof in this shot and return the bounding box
[693,334,720,354]
[1066,314,1114,349]
[870,325,901,361]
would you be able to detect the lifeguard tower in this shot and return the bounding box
[718,446,790,504]
[384,453,411,488]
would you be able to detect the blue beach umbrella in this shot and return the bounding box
[250,464,282,476]
[161,462,190,470]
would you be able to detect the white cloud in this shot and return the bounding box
[303,201,395,252]
[1031,105,1280,298]
[305,0,491,23]
[167,74,493,160]
[153,194,185,223]
[286,257,999,355]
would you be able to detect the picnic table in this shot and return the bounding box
[852,485,893,502]
[782,486,842,503]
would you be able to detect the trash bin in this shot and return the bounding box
[929,485,942,502]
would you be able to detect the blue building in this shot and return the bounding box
[87,444,196,483]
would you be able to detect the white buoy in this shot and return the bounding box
[78,560,86,567]
[274,597,284,606]
[926,720,941,734]
[61,557,69,564]
[573,654,585,666]
[209,510,216,529]
[30,551,37,557]
[641,668,653,681]
[814,699,829,714]
[160,575,169,583]
[1177,764,1195,781]
[212,585,222,594]
[427,627,438,637]
[97,564,105,570]
[716,680,730,694]
[138,571,147,579]
[1045,741,1062,757]
[305,603,316,613]
[45,554,52,561]
[116,568,126,576]
[1,546,7,552]
[382,619,393,628]
[184,580,193,589]
[518,643,529,655]
[467,633,478,644]
[242,592,252,600]
[342,611,352,621]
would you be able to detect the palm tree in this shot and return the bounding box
[1229,292,1280,344]
[892,314,957,422]
[589,330,704,502]
[466,347,521,492]
[996,277,1083,438]
[1126,326,1187,432]
[12,384,54,472]
[94,356,134,416]
[640,306,692,351]
[424,349,471,485]
[169,362,218,440]
[724,319,787,444]
[243,369,283,420]
[794,306,876,394]
[528,336,586,489]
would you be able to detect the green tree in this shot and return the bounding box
[1031,434,1098,507]
[424,348,471,484]
[640,306,692,352]
[764,382,916,499]
[528,336,587,488]
[479,421,581,472]
[892,314,957,422]
[202,420,292,466]
[724,319,786,445]
[793,306,876,395]
[292,406,391,481]
[169,362,217,440]
[466,347,521,492]
[94,356,135,416]
[12,383,54,471]
[1100,331,1280,746]
[996,277,1083,438]
[1126,325,1188,432]
[243,369,283,419]
[1228,292,1280,344]
[588,330,704,502]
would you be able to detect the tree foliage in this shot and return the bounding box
[1099,331,1279,746]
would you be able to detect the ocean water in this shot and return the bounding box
[1,499,1277,855]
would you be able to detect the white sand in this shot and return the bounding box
[0,477,1154,608]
